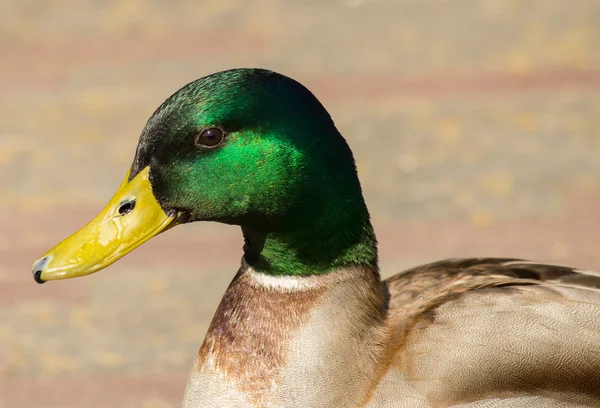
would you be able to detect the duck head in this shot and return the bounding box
[33,69,376,283]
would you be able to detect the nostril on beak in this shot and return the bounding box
[32,256,50,284]
[118,199,136,216]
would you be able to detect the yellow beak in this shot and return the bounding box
[32,166,176,283]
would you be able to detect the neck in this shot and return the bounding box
[241,199,378,276]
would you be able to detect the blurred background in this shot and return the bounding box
[1,1,600,406]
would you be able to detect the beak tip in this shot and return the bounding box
[33,269,46,284]
[32,256,50,284]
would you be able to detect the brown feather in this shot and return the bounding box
[374,258,600,407]
[186,258,600,407]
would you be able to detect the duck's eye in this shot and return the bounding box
[195,128,224,148]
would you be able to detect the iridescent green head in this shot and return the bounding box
[33,69,377,282]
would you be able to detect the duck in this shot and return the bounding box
[32,68,600,407]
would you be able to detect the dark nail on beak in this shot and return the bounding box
[32,256,49,284]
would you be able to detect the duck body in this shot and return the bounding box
[32,69,600,407]
[184,263,387,408]
[184,259,600,408]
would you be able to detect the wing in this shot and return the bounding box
[381,258,600,407]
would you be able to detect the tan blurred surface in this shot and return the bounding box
[2,1,600,407]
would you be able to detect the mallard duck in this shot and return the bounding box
[33,69,600,407]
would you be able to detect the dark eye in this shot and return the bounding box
[195,128,224,148]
